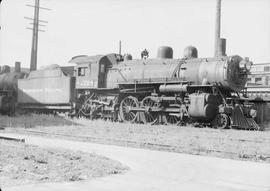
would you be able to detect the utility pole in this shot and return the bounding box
[0,0,2,65]
[30,0,40,71]
[0,0,2,30]
[214,0,221,57]
[25,0,50,71]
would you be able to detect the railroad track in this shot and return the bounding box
[9,129,270,162]
[16,129,174,149]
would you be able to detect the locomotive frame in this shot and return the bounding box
[69,48,260,130]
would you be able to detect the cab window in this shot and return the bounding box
[78,67,87,76]
[100,64,105,73]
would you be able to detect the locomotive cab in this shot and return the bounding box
[70,54,120,89]
[71,55,101,89]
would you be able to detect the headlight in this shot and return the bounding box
[239,60,246,69]
[245,61,252,71]
[239,57,252,71]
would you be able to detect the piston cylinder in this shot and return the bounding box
[188,93,221,120]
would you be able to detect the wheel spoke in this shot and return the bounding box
[163,104,183,125]
[129,112,133,118]
[212,113,230,129]
[119,96,139,122]
[141,97,159,124]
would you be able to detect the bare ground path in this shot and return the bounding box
[1,132,270,191]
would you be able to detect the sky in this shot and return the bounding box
[0,0,270,69]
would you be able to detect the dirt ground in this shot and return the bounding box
[0,139,128,188]
[2,114,270,163]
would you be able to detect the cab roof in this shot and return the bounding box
[69,55,104,64]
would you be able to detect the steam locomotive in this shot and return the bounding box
[15,46,259,130]
[0,64,26,114]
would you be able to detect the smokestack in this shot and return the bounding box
[15,61,21,73]
[119,40,122,55]
[214,0,221,57]
[217,38,226,56]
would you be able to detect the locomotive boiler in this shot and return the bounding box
[69,46,258,129]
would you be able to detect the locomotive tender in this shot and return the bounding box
[17,46,259,129]
[18,65,75,111]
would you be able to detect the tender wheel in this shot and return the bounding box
[119,96,139,123]
[141,96,160,124]
[212,113,230,129]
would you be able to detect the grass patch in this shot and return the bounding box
[3,115,270,163]
[0,113,78,128]
[24,119,270,163]
[0,139,128,187]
